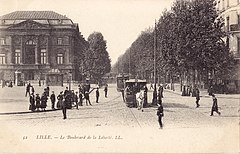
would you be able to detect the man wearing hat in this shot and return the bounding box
[35,93,41,111]
[96,87,100,103]
[210,94,221,116]
[50,91,56,110]
[157,104,164,129]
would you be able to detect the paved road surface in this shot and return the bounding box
[0,84,239,153]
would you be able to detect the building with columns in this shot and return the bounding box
[216,0,240,93]
[0,11,87,86]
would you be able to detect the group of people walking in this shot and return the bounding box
[28,86,49,112]
[194,87,221,116]
[27,82,109,119]
[156,84,221,129]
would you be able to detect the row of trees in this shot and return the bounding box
[112,0,236,89]
[76,32,111,83]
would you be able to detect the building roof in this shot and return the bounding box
[0,11,69,20]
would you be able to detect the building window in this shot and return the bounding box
[57,53,64,64]
[57,38,63,45]
[226,16,230,32]
[40,49,47,64]
[15,49,21,64]
[26,40,36,45]
[0,38,6,45]
[0,54,6,64]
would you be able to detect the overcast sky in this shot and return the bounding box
[0,0,174,65]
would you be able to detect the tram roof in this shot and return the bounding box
[125,79,147,83]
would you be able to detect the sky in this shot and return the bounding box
[0,0,174,65]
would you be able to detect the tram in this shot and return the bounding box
[123,79,147,108]
[116,74,129,92]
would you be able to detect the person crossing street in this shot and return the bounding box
[210,94,221,116]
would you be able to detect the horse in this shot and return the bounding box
[136,90,144,112]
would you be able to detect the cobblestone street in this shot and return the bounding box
[0,84,239,153]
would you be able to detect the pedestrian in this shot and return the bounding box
[29,93,36,111]
[79,91,83,106]
[104,84,108,98]
[25,82,31,97]
[208,85,213,96]
[182,85,186,96]
[150,83,153,89]
[96,87,99,103]
[46,86,50,97]
[71,90,75,108]
[195,88,200,108]
[64,87,70,97]
[64,92,72,109]
[158,85,164,98]
[143,85,148,107]
[62,97,68,119]
[39,80,41,86]
[57,91,64,109]
[50,91,56,110]
[35,93,41,111]
[31,86,35,95]
[157,104,164,129]
[40,92,48,111]
[136,89,144,111]
[210,94,221,116]
[84,91,92,106]
[75,92,79,109]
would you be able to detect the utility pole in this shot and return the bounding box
[152,20,158,105]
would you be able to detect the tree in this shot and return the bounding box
[85,32,111,83]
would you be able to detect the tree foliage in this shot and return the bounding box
[113,0,236,86]
[85,32,111,83]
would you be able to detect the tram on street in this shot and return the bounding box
[116,74,129,92]
[123,79,147,108]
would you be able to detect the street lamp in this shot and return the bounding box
[152,20,158,106]
[69,71,72,90]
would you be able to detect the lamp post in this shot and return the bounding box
[69,71,72,91]
[152,20,158,106]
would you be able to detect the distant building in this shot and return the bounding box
[216,0,240,93]
[0,11,87,86]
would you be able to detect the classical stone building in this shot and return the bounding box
[0,11,87,86]
[216,0,240,93]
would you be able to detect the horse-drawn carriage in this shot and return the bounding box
[123,79,147,108]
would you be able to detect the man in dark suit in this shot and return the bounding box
[157,104,164,129]
[195,88,200,108]
[96,87,100,103]
[50,91,56,110]
[210,94,221,116]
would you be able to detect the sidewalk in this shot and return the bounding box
[164,89,240,99]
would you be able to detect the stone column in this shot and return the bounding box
[35,37,39,64]
[46,36,49,64]
[9,36,13,64]
[20,36,23,64]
